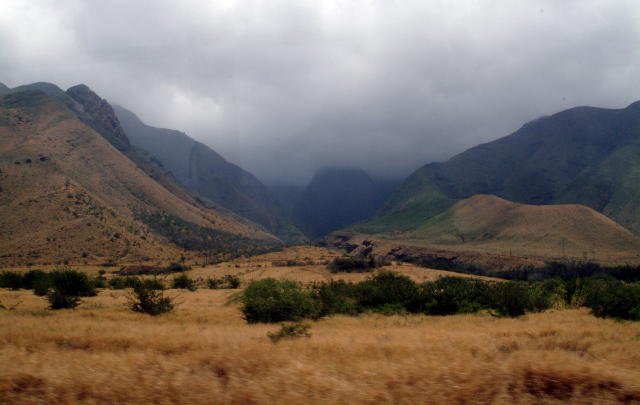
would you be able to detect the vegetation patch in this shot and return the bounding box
[128,280,174,316]
[118,262,191,276]
[137,210,281,259]
[242,279,321,323]
[45,268,97,309]
[328,255,389,273]
[172,274,196,291]
[241,271,640,323]
[207,275,241,289]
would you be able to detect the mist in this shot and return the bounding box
[1,0,638,184]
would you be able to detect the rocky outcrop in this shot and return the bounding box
[66,84,131,151]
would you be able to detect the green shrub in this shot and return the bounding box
[206,277,222,289]
[355,271,420,313]
[33,277,52,296]
[128,282,174,316]
[240,272,640,323]
[224,274,241,289]
[207,274,241,289]
[311,280,359,316]
[46,268,97,310]
[242,279,320,323]
[47,290,80,309]
[48,268,97,297]
[582,278,640,320]
[421,277,492,315]
[530,278,567,310]
[0,271,24,290]
[11,270,52,296]
[329,256,387,273]
[489,282,532,317]
[109,276,164,290]
[267,322,311,343]
[93,276,107,289]
[165,262,191,273]
[172,274,196,291]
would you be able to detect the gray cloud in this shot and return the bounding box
[1,0,639,184]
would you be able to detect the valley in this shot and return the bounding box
[2,76,640,405]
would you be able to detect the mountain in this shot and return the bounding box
[268,183,305,218]
[113,105,307,244]
[360,100,640,234]
[0,88,278,266]
[293,167,397,239]
[0,82,9,95]
[66,84,131,151]
[405,194,640,259]
[7,82,196,204]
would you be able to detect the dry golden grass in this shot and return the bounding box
[185,246,503,285]
[1,285,640,404]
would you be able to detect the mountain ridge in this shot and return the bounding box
[113,104,307,244]
[0,88,279,266]
[362,99,640,234]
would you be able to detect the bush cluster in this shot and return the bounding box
[241,272,640,323]
[118,263,192,276]
[207,274,241,289]
[242,279,320,323]
[109,276,165,290]
[137,210,280,259]
[128,281,174,316]
[1,269,54,293]
[172,274,197,291]
[328,255,389,273]
[46,269,97,309]
[495,261,640,282]
[580,277,640,320]
[0,268,101,302]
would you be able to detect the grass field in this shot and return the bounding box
[2,253,640,404]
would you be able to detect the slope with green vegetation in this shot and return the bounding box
[113,105,306,244]
[361,101,640,234]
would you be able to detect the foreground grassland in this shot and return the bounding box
[1,286,640,404]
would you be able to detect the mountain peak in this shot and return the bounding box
[66,84,131,151]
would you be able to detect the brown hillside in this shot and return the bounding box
[0,90,277,266]
[329,194,640,267]
[392,194,640,262]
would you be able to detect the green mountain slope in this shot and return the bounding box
[360,101,640,234]
[113,105,307,244]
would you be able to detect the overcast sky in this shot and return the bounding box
[1,1,639,184]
